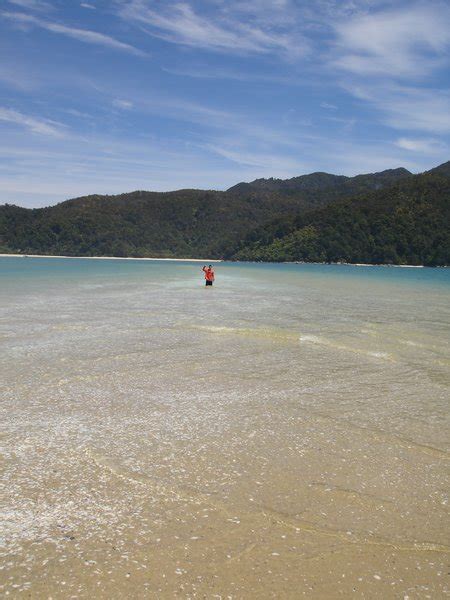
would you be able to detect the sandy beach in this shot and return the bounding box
[0,254,433,267]
[0,253,222,262]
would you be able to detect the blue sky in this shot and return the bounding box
[1,0,449,207]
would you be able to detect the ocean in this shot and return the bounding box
[1,256,449,598]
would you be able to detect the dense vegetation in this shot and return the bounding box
[0,188,342,259]
[233,171,450,266]
[0,162,448,265]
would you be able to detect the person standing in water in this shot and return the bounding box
[202,265,215,286]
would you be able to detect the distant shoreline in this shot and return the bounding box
[289,261,427,268]
[0,253,222,263]
[0,253,440,267]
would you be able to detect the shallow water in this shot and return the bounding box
[1,257,449,598]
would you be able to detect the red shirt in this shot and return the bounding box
[203,267,215,281]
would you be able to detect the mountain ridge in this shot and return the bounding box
[2,165,417,210]
[227,167,413,196]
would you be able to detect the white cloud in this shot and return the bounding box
[320,102,337,110]
[346,83,450,134]
[395,137,447,153]
[333,4,450,78]
[0,63,40,91]
[112,99,134,110]
[0,107,67,137]
[217,0,296,27]
[207,144,307,173]
[119,1,308,58]
[7,0,52,11]
[2,11,146,56]
[161,65,304,86]
[80,3,96,9]
[64,108,94,120]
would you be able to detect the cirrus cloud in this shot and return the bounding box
[118,0,309,58]
[395,137,447,153]
[0,107,67,137]
[333,3,450,78]
[2,11,146,55]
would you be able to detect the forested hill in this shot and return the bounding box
[0,166,411,259]
[0,162,448,265]
[233,169,450,266]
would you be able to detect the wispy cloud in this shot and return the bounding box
[7,0,53,12]
[333,4,450,78]
[2,11,146,55]
[214,0,299,28]
[161,65,311,87]
[80,3,96,9]
[0,107,67,137]
[119,1,308,58]
[346,83,450,134]
[320,102,337,110]
[206,144,307,173]
[0,63,40,91]
[395,137,447,153]
[112,99,134,110]
[128,93,314,151]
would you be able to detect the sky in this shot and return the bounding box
[1,0,449,207]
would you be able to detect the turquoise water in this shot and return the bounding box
[2,256,449,287]
[2,257,448,367]
[1,256,449,597]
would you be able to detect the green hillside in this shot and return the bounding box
[0,162,448,265]
[0,188,341,259]
[0,167,411,259]
[233,170,450,266]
